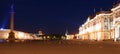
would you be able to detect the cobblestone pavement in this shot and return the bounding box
[0,40,120,54]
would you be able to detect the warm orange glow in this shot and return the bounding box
[78,3,120,41]
[0,29,34,40]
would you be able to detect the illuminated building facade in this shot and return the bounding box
[111,3,120,42]
[0,29,34,40]
[79,3,120,41]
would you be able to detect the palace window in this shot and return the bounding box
[104,18,108,31]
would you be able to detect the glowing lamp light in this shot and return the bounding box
[0,28,4,30]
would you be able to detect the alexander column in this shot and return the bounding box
[8,0,16,41]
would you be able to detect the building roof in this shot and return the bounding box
[88,15,95,19]
[88,11,111,20]
[113,2,120,8]
[0,29,29,34]
[111,2,120,11]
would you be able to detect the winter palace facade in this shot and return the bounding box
[79,3,120,42]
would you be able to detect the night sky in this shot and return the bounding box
[0,0,118,34]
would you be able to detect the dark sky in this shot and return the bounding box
[0,0,118,34]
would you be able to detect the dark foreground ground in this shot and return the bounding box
[0,40,120,54]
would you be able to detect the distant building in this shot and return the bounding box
[0,29,34,40]
[66,34,79,40]
[66,34,74,40]
[78,3,120,42]
[38,31,43,35]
